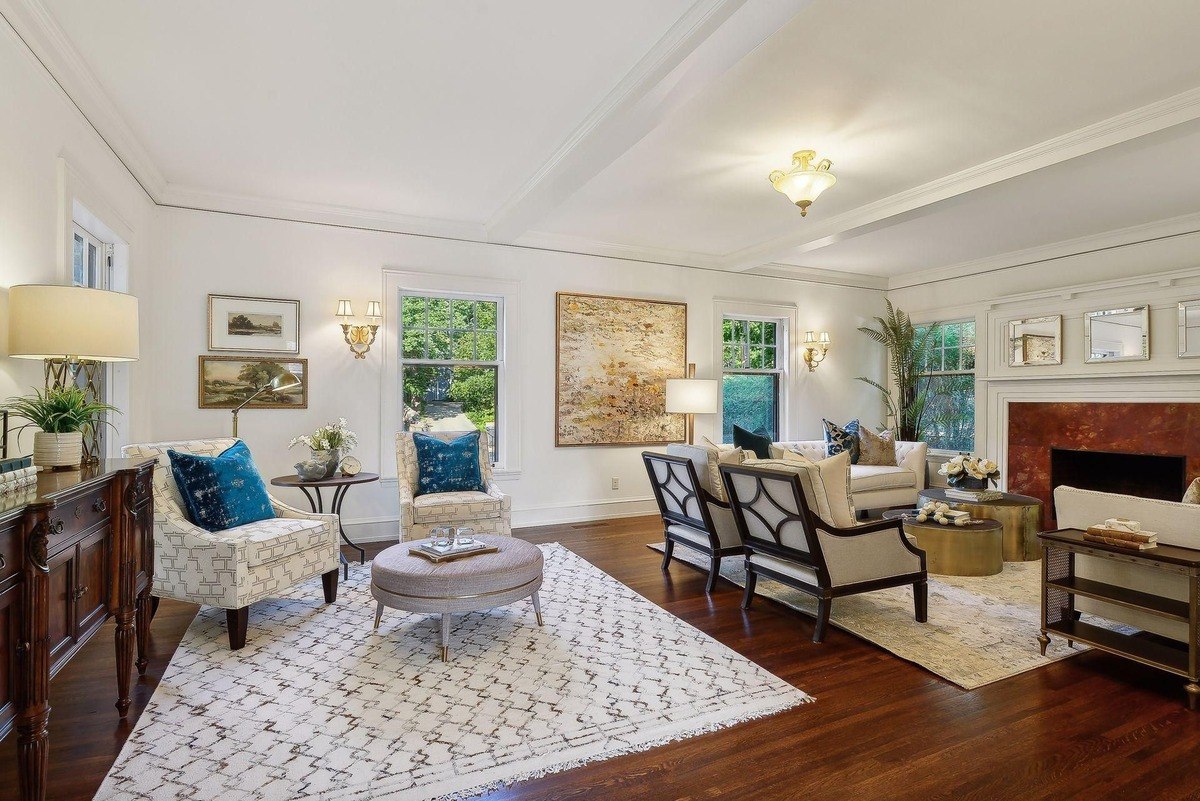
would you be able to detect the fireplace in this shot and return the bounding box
[1050,448,1186,514]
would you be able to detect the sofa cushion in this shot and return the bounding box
[857,427,898,467]
[745,450,856,528]
[413,431,486,495]
[850,465,917,492]
[167,441,275,532]
[749,552,818,586]
[223,516,331,568]
[412,490,503,524]
[1184,477,1200,504]
[692,440,746,502]
[733,425,773,459]
[823,419,861,464]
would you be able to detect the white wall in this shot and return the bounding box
[148,207,888,537]
[0,22,155,449]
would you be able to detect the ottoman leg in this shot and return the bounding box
[531,591,544,626]
[373,601,384,631]
[441,613,451,662]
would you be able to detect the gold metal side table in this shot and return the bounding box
[919,489,1043,562]
[883,510,1004,576]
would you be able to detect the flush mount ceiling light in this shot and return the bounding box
[769,150,836,216]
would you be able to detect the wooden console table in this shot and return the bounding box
[0,458,156,801]
[1037,528,1200,710]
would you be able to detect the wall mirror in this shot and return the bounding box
[1084,306,1149,363]
[1180,300,1200,358]
[1008,315,1062,366]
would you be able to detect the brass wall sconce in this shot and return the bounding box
[802,331,830,371]
[337,299,382,359]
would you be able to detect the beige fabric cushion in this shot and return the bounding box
[744,450,856,528]
[1184,477,1200,504]
[857,427,897,467]
[224,517,333,567]
[412,490,503,524]
[371,535,542,598]
[698,440,745,502]
[850,465,917,492]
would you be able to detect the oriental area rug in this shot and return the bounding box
[97,544,810,801]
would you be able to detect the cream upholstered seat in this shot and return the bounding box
[396,431,511,541]
[122,438,341,650]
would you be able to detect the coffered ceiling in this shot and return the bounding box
[7,0,1200,285]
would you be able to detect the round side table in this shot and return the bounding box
[918,489,1043,562]
[883,510,1004,577]
[271,472,379,579]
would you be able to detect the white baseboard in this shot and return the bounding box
[339,496,658,544]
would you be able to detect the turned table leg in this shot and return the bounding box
[1186,682,1199,711]
[135,589,153,675]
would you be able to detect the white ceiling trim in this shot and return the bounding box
[485,0,811,243]
[728,85,1200,271]
[749,263,888,290]
[0,0,166,199]
[887,210,1200,291]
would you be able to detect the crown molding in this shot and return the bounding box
[513,230,724,269]
[749,263,889,290]
[887,210,1200,291]
[0,0,167,199]
[723,85,1200,272]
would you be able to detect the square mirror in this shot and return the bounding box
[1084,306,1149,363]
[1008,315,1062,366]
[1180,300,1200,358]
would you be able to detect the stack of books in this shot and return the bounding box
[943,487,1002,502]
[1084,517,1157,551]
[410,539,499,563]
[0,456,36,495]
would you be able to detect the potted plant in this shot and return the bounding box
[856,301,940,442]
[289,418,359,479]
[3,386,118,469]
[939,455,1001,490]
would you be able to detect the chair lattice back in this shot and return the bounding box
[720,465,821,564]
[642,452,714,535]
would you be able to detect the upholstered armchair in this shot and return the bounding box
[720,462,927,642]
[122,438,341,649]
[395,431,511,541]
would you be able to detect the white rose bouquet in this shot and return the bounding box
[938,454,1000,488]
[290,417,359,453]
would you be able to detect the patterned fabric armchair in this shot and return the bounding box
[395,431,511,541]
[122,438,341,649]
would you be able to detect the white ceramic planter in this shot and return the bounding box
[33,431,83,469]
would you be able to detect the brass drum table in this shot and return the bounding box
[918,489,1043,562]
[883,510,1004,576]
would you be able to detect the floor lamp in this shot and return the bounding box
[231,371,301,437]
[7,285,140,464]
[666,364,719,445]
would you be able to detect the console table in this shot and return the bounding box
[0,458,156,801]
[1037,528,1200,710]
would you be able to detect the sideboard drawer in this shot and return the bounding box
[0,523,15,584]
[50,485,112,552]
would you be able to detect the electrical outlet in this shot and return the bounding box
[611,477,620,490]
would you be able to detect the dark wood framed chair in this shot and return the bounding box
[642,451,744,593]
[719,462,927,642]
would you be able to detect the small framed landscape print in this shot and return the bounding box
[208,294,300,354]
[198,356,308,409]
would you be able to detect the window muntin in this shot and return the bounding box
[721,316,784,441]
[917,319,975,452]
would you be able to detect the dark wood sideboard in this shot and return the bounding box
[0,459,155,801]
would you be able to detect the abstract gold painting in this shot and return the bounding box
[556,292,687,446]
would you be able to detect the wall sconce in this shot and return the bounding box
[802,331,830,371]
[337,299,382,359]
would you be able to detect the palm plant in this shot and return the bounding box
[856,301,940,442]
[3,386,117,440]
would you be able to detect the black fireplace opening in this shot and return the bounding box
[1050,447,1187,504]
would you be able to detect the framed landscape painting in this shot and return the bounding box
[208,294,300,354]
[556,292,687,446]
[198,356,308,409]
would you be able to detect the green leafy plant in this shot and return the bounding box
[856,301,939,442]
[3,386,118,440]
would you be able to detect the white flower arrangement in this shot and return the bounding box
[938,454,1000,487]
[289,417,359,453]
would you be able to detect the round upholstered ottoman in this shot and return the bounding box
[371,535,544,661]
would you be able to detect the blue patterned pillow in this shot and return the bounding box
[168,441,275,532]
[822,418,861,464]
[414,431,486,496]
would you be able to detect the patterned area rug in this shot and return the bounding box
[97,544,811,801]
[652,543,1087,689]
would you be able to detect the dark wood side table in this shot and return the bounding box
[1037,528,1200,710]
[270,473,379,579]
[920,488,1043,562]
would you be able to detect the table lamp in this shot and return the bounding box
[665,364,719,445]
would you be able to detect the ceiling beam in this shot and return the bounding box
[484,0,812,244]
[725,85,1200,271]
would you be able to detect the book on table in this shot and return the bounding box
[410,540,499,563]
[943,487,1003,502]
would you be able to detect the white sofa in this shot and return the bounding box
[775,439,928,512]
[1055,486,1200,642]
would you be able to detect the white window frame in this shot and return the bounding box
[381,270,521,482]
[917,317,977,455]
[712,300,796,443]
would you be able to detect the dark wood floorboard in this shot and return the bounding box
[3,514,1200,800]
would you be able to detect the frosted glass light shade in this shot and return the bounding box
[665,378,719,414]
[8,284,139,361]
[769,150,836,216]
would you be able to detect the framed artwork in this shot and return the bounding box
[198,356,308,409]
[555,292,687,446]
[208,294,300,354]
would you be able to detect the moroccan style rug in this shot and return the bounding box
[652,543,1088,690]
[97,544,811,801]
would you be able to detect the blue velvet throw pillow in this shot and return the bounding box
[168,441,275,532]
[823,418,861,464]
[414,431,486,496]
[732,424,773,459]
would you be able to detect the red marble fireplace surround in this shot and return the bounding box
[1007,402,1200,528]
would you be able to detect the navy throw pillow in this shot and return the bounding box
[168,441,275,532]
[732,424,773,459]
[823,418,861,464]
[414,431,486,495]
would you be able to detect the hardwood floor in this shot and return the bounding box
[4,514,1200,800]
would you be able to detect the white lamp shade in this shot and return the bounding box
[365,300,382,318]
[336,299,354,317]
[771,169,836,207]
[8,284,139,361]
[665,378,719,414]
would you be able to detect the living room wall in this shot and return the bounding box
[147,207,889,536]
